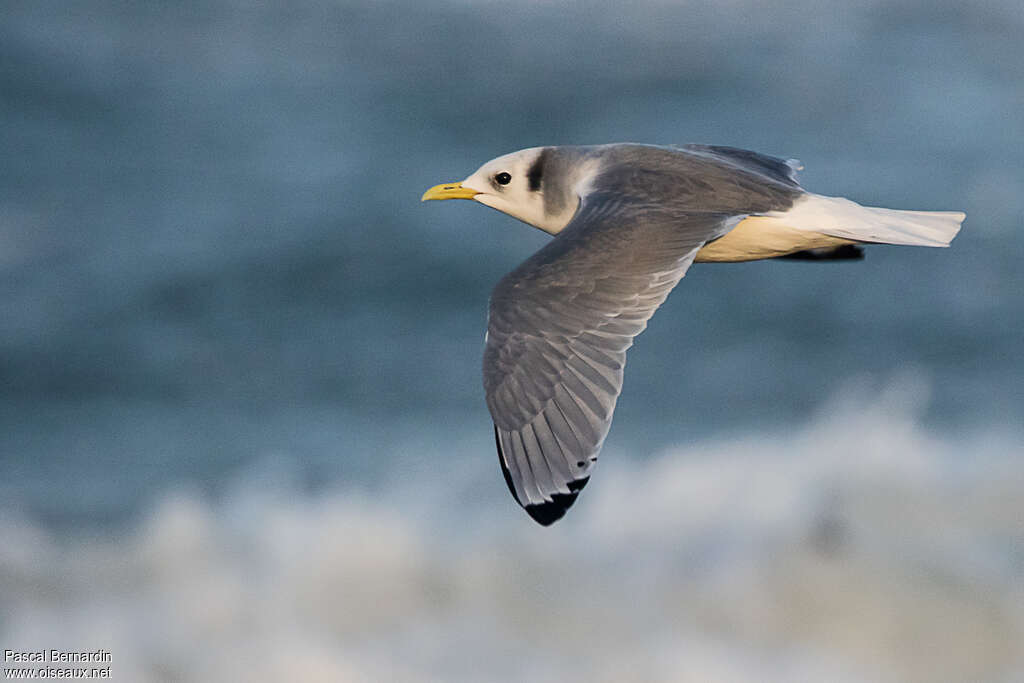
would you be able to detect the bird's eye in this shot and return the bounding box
[495,172,512,186]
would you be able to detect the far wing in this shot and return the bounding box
[484,194,730,524]
[682,143,804,188]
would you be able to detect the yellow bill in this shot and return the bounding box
[421,182,479,202]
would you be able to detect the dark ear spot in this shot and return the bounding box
[527,148,548,192]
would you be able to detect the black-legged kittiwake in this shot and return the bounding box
[422,143,964,525]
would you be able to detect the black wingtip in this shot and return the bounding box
[779,244,865,261]
[523,477,589,526]
[494,425,589,526]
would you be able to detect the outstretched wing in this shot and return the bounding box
[484,192,731,524]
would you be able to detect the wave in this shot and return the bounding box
[2,382,1022,682]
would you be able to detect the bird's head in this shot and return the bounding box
[422,147,588,235]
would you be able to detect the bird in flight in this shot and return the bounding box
[422,143,964,525]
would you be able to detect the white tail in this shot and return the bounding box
[772,194,965,248]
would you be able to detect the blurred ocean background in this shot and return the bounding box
[1,0,1022,680]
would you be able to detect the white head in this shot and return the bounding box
[422,147,588,234]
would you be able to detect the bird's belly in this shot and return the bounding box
[694,216,855,263]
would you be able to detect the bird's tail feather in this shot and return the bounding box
[777,193,965,248]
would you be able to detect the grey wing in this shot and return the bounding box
[484,193,732,525]
[681,144,804,188]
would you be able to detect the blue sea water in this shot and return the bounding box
[1,1,1022,680]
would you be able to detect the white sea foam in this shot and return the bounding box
[2,381,1022,682]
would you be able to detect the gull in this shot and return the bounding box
[422,143,964,525]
